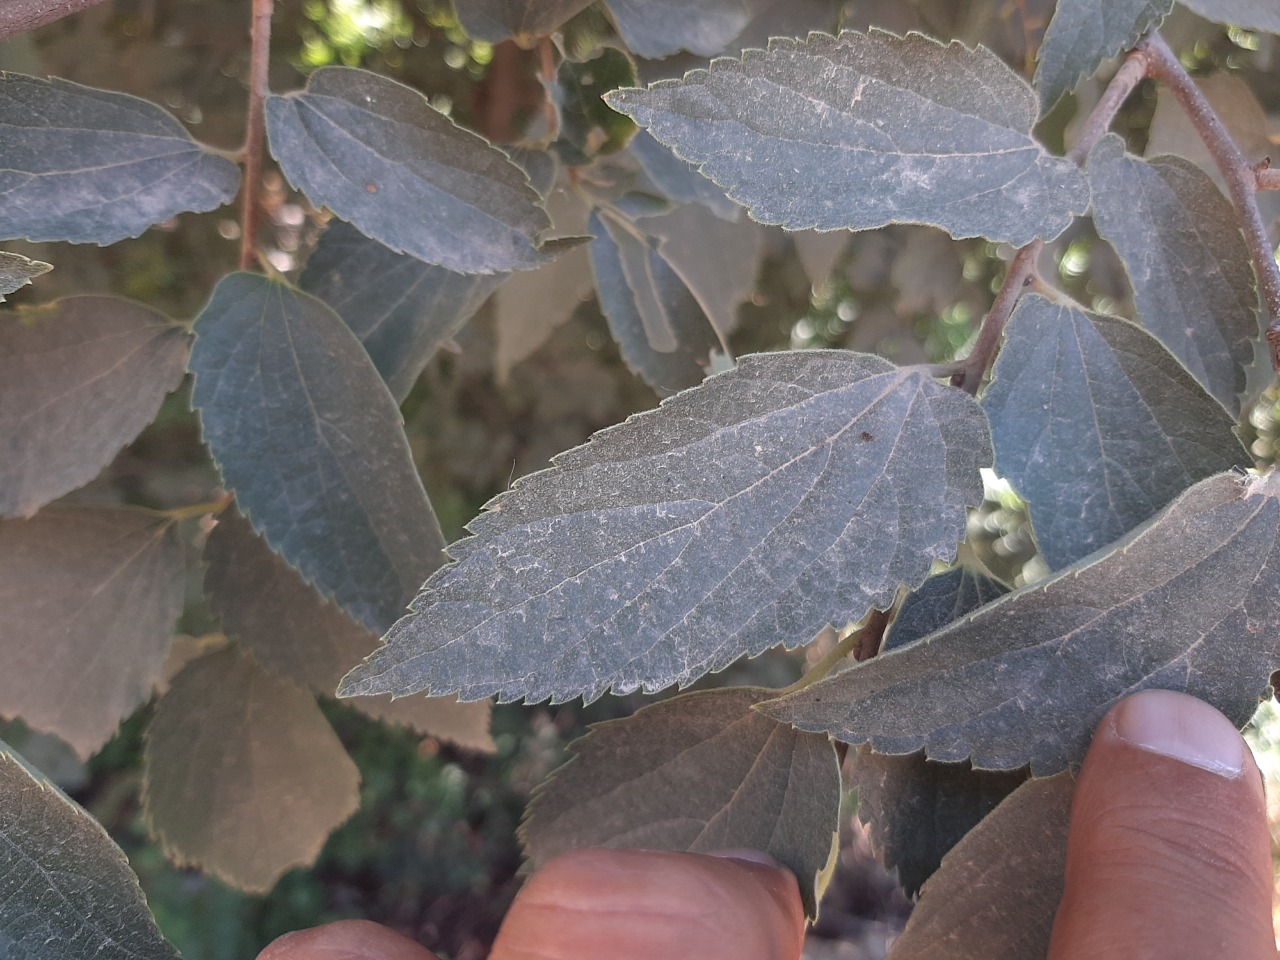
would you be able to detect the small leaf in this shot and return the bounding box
[338,350,990,704]
[1,296,190,518]
[1177,0,1280,33]
[0,508,183,757]
[606,32,1089,246]
[454,0,595,43]
[204,508,493,751]
[885,774,1073,960]
[884,567,1009,652]
[0,73,240,245]
[603,0,761,57]
[144,646,360,892]
[588,206,722,394]
[1034,0,1172,112]
[629,129,741,221]
[981,295,1250,571]
[299,219,505,402]
[0,250,50,301]
[266,67,551,274]
[521,687,841,918]
[553,47,638,166]
[189,272,446,633]
[0,740,180,960]
[852,747,1027,899]
[763,471,1280,775]
[1088,135,1258,414]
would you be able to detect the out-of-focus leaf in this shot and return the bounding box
[763,471,1280,775]
[266,67,550,274]
[338,351,990,704]
[0,740,180,960]
[454,0,594,43]
[793,231,849,288]
[553,47,637,166]
[0,250,49,301]
[885,774,1073,960]
[1177,0,1280,32]
[981,295,1249,570]
[189,273,446,633]
[0,297,190,518]
[1034,0,1172,112]
[522,686,840,917]
[1088,136,1258,414]
[299,219,504,403]
[0,73,239,245]
[588,206,722,394]
[606,32,1088,246]
[852,748,1027,899]
[629,129,741,220]
[603,0,766,57]
[884,567,1008,652]
[0,508,183,757]
[144,646,360,893]
[204,508,493,751]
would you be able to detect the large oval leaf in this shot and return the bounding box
[0,74,240,245]
[1,297,190,518]
[763,471,1280,775]
[981,295,1250,571]
[605,32,1088,246]
[521,687,841,918]
[266,67,551,274]
[339,350,990,704]
[189,272,446,632]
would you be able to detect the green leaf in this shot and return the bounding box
[762,471,1280,775]
[0,250,50,301]
[454,0,594,43]
[885,773,1073,960]
[605,32,1089,246]
[266,67,551,274]
[1088,135,1258,414]
[629,129,741,220]
[588,206,722,394]
[1034,0,1172,112]
[0,73,240,245]
[981,295,1250,571]
[1177,0,1280,32]
[0,740,180,960]
[884,567,1008,652]
[851,747,1027,899]
[299,219,505,403]
[520,687,841,918]
[1,296,190,518]
[602,0,763,57]
[143,646,360,893]
[553,47,638,166]
[204,508,493,752]
[338,350,990,704]
[189,272,446,633]
[0,508,183,757]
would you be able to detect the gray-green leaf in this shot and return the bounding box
[0,250,50,302]
[981,295,1249,571]
[762,471,1280,775]
[605,32,1088,246]
[1088,135,1258,414]
[0,740,180,960]
[521,686,840,918]
[0,73,240,245]
[630,129,741,220]
[1,296,190,518]
[1177,0,1280,32]
[189,272,446,633]
[338,350,990,704]
[884,567,1008,652]
[454,0,594,43]
[266,67,551,274]
[603,0,763,57]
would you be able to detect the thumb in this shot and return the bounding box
[1048,689,1276,960]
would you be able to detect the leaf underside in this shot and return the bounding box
[602,0,760,58]
[453,0,594,43]
[0,250,51,301]
[883,567,1009,652]
[1177,0,1280,33]
[339,350,990,704]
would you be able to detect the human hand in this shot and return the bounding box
[258,689,1276,960]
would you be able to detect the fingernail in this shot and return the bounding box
[705,848,781,868]
[1112,690,1245,778]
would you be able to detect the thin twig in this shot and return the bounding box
[953,47,1150,395]
[239,0,273,272]
[1140,31,1280,373]
[781,609,892,694]
[538,37,560,142]
[1256,160,1280,192]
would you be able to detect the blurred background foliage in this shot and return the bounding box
[1,0,1278,957]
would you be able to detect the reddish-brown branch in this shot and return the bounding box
[239,0,273,272]
[1140,32,1280,373]
[1256,160,1280,192]
[538,37,560,142]
[853,608,892,662]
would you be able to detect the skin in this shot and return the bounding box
[259,691,1278,960]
